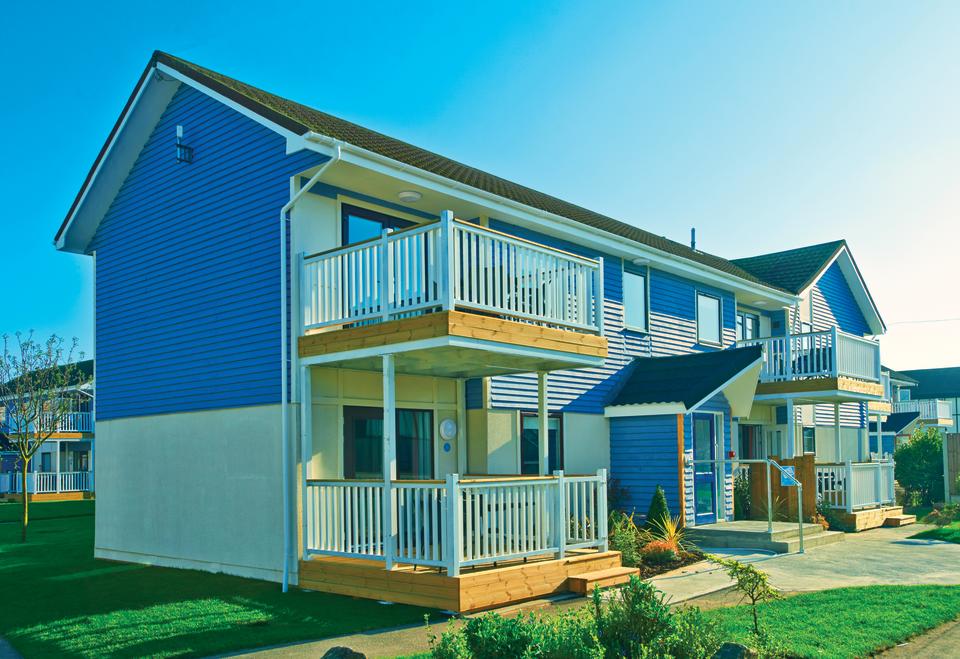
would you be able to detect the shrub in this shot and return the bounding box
[645,485,671,529]
[641,539,679,565]
[608,510,644,567]
[592,576,674,657]
[648,515,688,550]
[662,606,724,658]
[894,426,945,506]
[461,613,533,658]
[534,607,604,659]
[733,471,752,520]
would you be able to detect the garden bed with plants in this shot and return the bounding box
[911,504,960,543]
[607,486,704,577]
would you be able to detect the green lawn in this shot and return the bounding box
[910,521,960,544]
[0,500,432,658]
[705,585,960,658]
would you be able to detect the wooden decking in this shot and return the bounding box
[300,310,608,360]
[755,376,885,399]
[299,549,624,613]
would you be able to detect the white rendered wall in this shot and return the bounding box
[94,404,286,582]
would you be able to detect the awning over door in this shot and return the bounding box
[605,345,763,418]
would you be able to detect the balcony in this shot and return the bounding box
[737,329,883,401]
[1,411,93,435]
[893,399,953,425]
[298,213,607,374]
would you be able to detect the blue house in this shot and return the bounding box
[55,51,898,611]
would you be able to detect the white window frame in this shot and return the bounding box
[622,266,649,332]
[696,291,723,346]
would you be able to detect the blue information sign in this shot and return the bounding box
[780,466,798,487]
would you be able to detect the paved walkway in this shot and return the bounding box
[652,523,960,603]
[879,616,960,656]
[229,524,959,658]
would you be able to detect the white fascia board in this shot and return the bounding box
[798,248,885,336]
[297,132,798,307]
[687,358,763,417]
[57,70,180,253]
[604,402,687,417]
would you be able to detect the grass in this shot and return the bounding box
[0,500,432,658]
[705,585,960,658]
[910,521,960,544]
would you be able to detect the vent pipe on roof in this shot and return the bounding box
[690,227,696,251]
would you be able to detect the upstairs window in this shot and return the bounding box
[341,203,414,245]
[623,270,648,331]
[736,311,760,341]
[696,292,722,345]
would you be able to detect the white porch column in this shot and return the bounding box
[538,371,549,475]
[54,440,61,493]
[300,365,312,560]
[382,354,397,569]
[89,435,95,492]
[872,413,882,459]
[456,378,467,475]
[834,403,842,461]
[785,399,795,458]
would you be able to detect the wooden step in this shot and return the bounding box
[567,566,640,595]
[884,514,917,527]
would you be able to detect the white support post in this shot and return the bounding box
[597,468,609,551]
[845,459,854,513]
[456,378,467,475]
[445,473,462,576]
[783,318,793,381]
[831,325,840,378]
[54,441,61,493]
[785,399,796,459]
[874,459,882,508]
[439,210,455,311]
[379,229,391,322]
[300,365,312,560]
[538,372,549,475]
[554,470,566,559]
[595,256,605,336]
[382,354,397,570]
[873,413,882,459]
[834,403,842,462]
[89,435,95,492]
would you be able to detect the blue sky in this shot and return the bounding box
[2,1,958,368]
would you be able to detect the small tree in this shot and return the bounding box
[645,485,671,529]
[0,332,82,542]
[708,555,780,636]
[894,425,944,506]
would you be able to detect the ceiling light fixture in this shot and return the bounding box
[397,190,422,203]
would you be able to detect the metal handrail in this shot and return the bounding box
[687,457,805,554]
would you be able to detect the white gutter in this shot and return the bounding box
[299,132,798,307]
[278,145,341,593]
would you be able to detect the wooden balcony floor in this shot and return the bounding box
[754,375,885,402]
[299,310,607,378]
[298,548,623,613]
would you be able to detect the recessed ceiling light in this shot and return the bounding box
[754,300,767,306]
[631,257,649,266]
[397,190,422,203]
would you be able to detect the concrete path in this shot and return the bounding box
[654,523,960,602]
[229,524,959,658]
[878,616,960,656]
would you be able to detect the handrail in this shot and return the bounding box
[688,458,805,553]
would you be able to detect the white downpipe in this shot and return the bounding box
[279,147,341,593]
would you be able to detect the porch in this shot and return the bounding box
[300,472,620,611]
[0,471,94,500]
[892,399,953,426]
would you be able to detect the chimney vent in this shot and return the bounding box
[690,227,696,251]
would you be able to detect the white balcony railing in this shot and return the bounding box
[738,327,880,384]
[304,471,608,575]
[893,399,952,422]
[815,460,895,512]
[3,471,93,494]
[2,411,93,434]
[301,213,604,334]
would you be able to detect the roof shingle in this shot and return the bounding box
[731,240,846,294]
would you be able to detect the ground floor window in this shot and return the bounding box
[802,427,816,454]
[520,413,563,475]
[342,406,434,480]
[738,424,764,459]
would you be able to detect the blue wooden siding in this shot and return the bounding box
[472,220,736,414]
[609,414,681,518]
[90,84,323,420]
[810,262,869,335]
